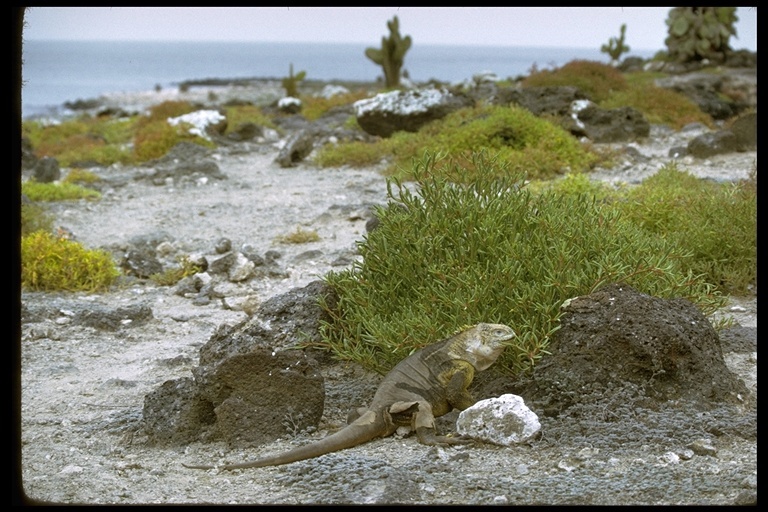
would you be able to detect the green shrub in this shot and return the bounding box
[21,181,101,201]
[316,153,725,376]
[522,60,628,103]
[22,116,133,167]
[21,231,120,292]
[618,163,756,294]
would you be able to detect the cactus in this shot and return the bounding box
[281,63,306,98]
[601,23,630,64]
[365,15,412,88]
[664,7,738,63]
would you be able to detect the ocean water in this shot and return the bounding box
[21,40,655,119]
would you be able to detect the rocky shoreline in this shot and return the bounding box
[19,69,756,504]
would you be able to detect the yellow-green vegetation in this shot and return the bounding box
[63,168,101,185]
[601,81,713,129]
[276,226,321,244]
[530,164,756,295]
[301,90,372,121]
[315,104,599,181]
[150,256,203,286]
[617,163,756,295]
[22,115,135,167]
[316,153,726,376]
[314,139,391,168]
[20,203,55,237]
[21,231,120,292]
[21,180,101,201]
[132,100,215,161]
[522,60,628,103]
[222,104,276,135]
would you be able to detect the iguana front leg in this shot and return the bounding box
[415,360,477,445]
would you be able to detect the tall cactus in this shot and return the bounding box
[664,7,738,63]
[601,23,630,64]
[281,63,306,98]
[365,15,412,88]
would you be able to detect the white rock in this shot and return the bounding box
[456,394,540,446]
[320,84,349,99]
[167,110,225,141]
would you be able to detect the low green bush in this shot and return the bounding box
[21,181,101,201]
[21,231,120,292]
[316,154,725,376]
[617,163,756,294]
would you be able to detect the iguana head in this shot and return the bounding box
[451,323,516,371]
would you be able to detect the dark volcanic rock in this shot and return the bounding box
[520,283,749,414]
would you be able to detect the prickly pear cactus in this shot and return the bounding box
[365,15,412,88]
[664,7,738,63]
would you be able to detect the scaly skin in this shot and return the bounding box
[182,323,515,471]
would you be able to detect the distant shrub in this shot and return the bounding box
[315,104,599,182]
[132,119,214,162]
[21,231,120,292]
[601,82,712,129]
[276,226,321,244]
[63,168,101,185]
[144,100,198,122]
[390,104,599,181]
[316,153,725,376]
[22,116,133,167]
[21,181,100,202]
[223,105,276,136]
[522,60,628,103]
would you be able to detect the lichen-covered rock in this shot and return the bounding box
[354,88,473,137]
[456,394,540,445]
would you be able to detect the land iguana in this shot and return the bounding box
[182,322,516,471]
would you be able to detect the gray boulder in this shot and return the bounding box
[571,101,650,142]
[687,130,741,158]
[34,156,61,183]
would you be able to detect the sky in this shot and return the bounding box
[22,6,757,52]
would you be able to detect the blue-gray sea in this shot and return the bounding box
[21,40,655,119]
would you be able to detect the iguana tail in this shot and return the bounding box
[183,410,394,471]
